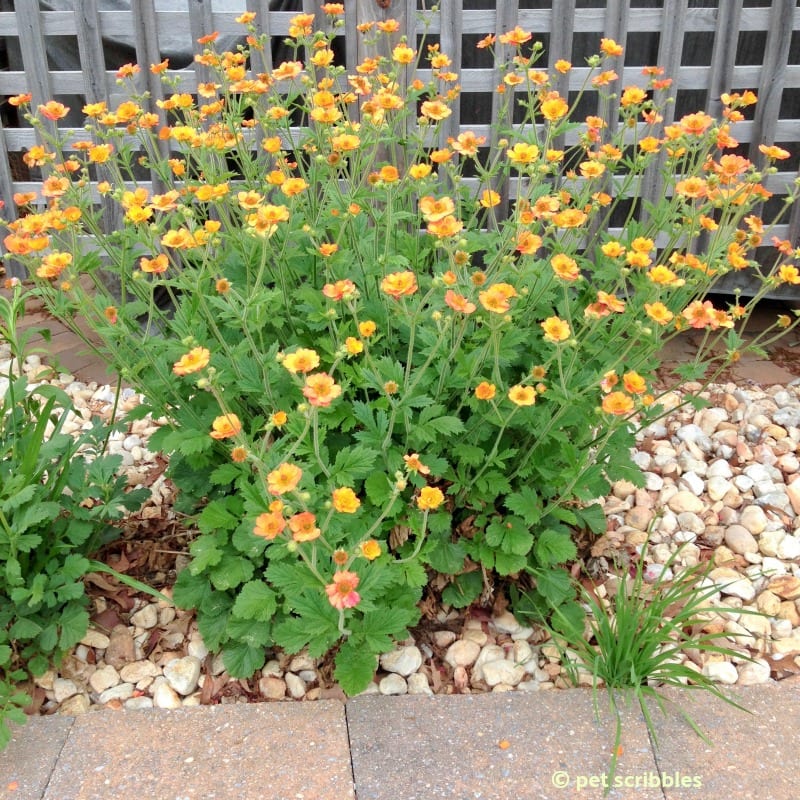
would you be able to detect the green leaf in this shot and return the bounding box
[222,641,266,678]
[451,443,486,467]
[11,502,61,535]
[364,472,393,506]
[334,637,378,696]
[535,529,577,566]
[331,446,380,484]
[209,463,243,486]
[197,499,240,534]
[0,484,36,512]
[441,571,483,608]
[231,581,277,622]
[357,607,415,651]
[425,539,465,574]
[533,568,576,607]
[172,569,212,610]
[493,551,528,575]
[197,595,233,651]
[225,615,273,648]
[58,603,90,650]
[188,533,225,574]
[486,516,534,556]
[9,617,42,640]
[208,555,254,591]
[505,487,542,526]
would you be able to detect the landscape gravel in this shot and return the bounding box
[4,345,800,713]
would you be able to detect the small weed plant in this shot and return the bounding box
[0,285,150,746]
[3,9,798,693]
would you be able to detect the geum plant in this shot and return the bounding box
[5,9,799,693]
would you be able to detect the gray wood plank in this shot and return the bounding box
[437,0,463,149]
[188,0,216,87]
[245,0,273,75]
[549,0,576,152]
[706,0,743,119]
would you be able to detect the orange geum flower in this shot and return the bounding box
[554,59,572,73]
[322,3,345,14]
[620,86,647,106]
[360,540,381,560]
[237,191,263,209]
[499,26,532,46]
[648,265,684,286]
[38,101,69,120]
[601,241,626,258]
[36,252,72,279]
[644,302,674,325]
[420,100,452,121]
[630,237,654,254]
[283,348,320,374]
[540,95,569,121]
[271,411,288,427]
[600,38,624,56]
[506,142,540,164]
[444,290,476,314]
[541,316,571,343]
[551,253,580,281]
[9,92,32,106]
[427,215,464,238]
[508,385,536,406]
[419,195,455,222]
[332,487,361,514]
[272,60,304,81]
[161,229,196,249]
[408,163,432,180]
[516,230,542,255]
[210,413,241,440]
[552,209,587,228]
[267,462,303,495]
[378,165,400,183]
[759,144,791,160]
[231,446,248,463]
[322,279,356,301]
[430,148,453,164]
[315,242,337,258]
[602,391,634,416]
[480,189,501,208]
[479,283,517,314]
[288,512,321,542]
[579,160,605,179]
[778,264,800,285]
[330,133,360,152]
[404,453,431,474]
[173,347,210,376]
[140,254,169,274]
[303,373,342,407]
[253,512,286,540]
[477,34,496,49]
[381,271,418,298]
[675,177,707,199]
[623,371,647,395]
[359,321,377,338]
[592,70,618,87]
[639,136,661,153]
[87,143,113,163]
[12,192,36,206]
[326,571,360,610]
[310,48,335,67]
[475,381,496,400]
[417,486,445,511]
[345,337,363,355]
[393,44,416,64]
[680,111,713,136]
[450,131,485,157]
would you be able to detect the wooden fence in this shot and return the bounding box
[1,0,799,283]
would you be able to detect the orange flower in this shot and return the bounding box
[516,230,542,255]
[479,283,517,314]
[288,511,321,542]
[419,195,455,222]
[602,391,634,415]
[322,279,356,301]
[480,189,501,208]
[325,571,360,609]
[104,306,118,324]
[404,453,431,475]
[271,411,288,427]
[359,321,377,337]
[554,59,571,73]
[417,486,445,510]
[499,26,532,46]
[551,253,580,281]
[622,371,647,395]
[600,38,624,57]
[303,373,342,407]
[231,446,248,463]
[540,95,569,121]
[552,209,587,228]
[648,265,684,287]
[644,302,674,325]
[444,290,476,314]
[318,243,339,257]
[345,337,363,355]
[381,271,418,298]
[360,540,381,560]
[38,101,70,120]
[541,316,571,343]
[508,385,536,406]
[253,512,286,540]
[506,142,540,164]
[420,100,452,121]
[267,462,303,495]
[620,86,647,106]
[475,381,496,400]
[173,347,210,376]
[210,413,241,439]
[140,254,169,274]
[679,112,713,136]
[778,264,800,285]
[427,215,463,238]
[332,487,361,513]
[759,144,791,160]
[282,348,320,374]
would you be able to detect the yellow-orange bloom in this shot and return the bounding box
[541,316,571,343]
[303,373,342,407]
[622,371,647,395]
[508,385,536,406]
[645,302,674,325]
[600,38,624,57]
[417,486,445,510]
[404,453,431,475]
[479,283,517,314]
[602,391,634,415]
[444,290,476,314]
[419,195,455,222]
[540,95,569,121]
[427,215,463,238]
[288,511,321,542]
[475,381,496,400]
[360,540,381,560]
[506,142,540,164]
[551,253,580,281]
[140,253,169,274]
[173,347,210,376]
[381,270,418,298]
[332,487,361,513]
[480,189,501,208]
[420,100,452,120]
[283,348,320,374]
[253,512,286,540]
[516,230,542,255]
[267,462,303,495]
[322,279,356,301]
[210,413,242,440]
[499,26,532,46]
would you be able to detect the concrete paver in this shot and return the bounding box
[650,679,800,800]
[347,691,663,800]
[0,716,74,800]
[42,702,354,800]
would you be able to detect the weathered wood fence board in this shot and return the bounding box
[1,1,799,281]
